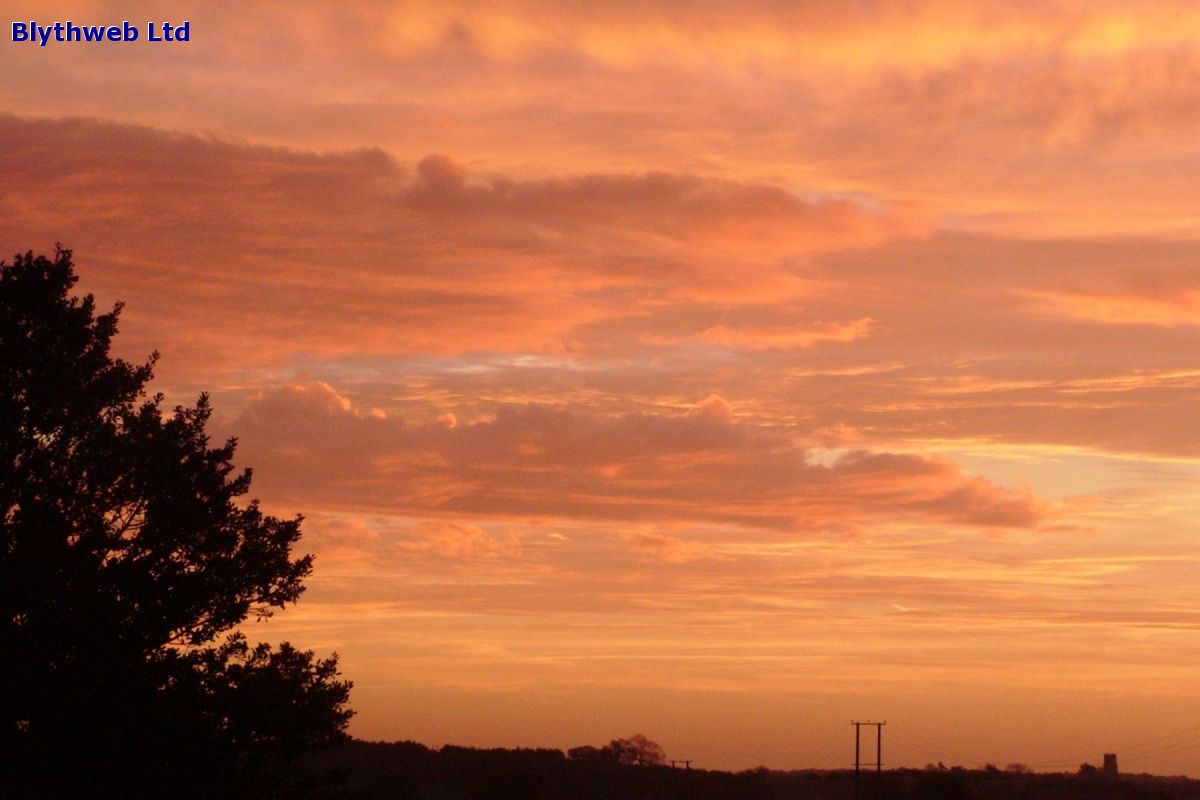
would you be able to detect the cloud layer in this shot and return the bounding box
[6,0,1200,774]
[232,381,1048,530]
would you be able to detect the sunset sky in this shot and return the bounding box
[6,0,1200,775]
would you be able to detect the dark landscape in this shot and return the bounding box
[290,739,1200,800]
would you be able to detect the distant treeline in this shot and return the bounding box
[288,739,1200,800]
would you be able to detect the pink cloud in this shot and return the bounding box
[231,381,1050,531]
[6,115,1200,459]
[0,114,912,373]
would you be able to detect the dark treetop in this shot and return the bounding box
[0,248,351,800]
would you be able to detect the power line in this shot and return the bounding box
[887,727,995,766]
[839,718,1200,777]
[1115,723,1200,757]
[804,731,845,768]
[1118,734,1200,761]
[888,727,1078,771]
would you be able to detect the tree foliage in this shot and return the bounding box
[0,248,351,798]
[608,734,667,767]
[568,734,667,767]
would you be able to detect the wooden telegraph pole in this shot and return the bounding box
[852,721,885,800]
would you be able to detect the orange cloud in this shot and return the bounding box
[406,153,911,252]
[231,381,1050,531]
[7,1,1199,237]
[7,116,1200,460]
[0,114,913,374]
[651,318,877,351]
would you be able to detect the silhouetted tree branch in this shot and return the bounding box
[0,248,352,799]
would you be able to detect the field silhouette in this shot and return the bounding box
[290,739,1200,800]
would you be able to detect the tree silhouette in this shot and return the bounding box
[608,734,667,766]
[0,248,352,799]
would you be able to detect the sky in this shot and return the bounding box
[5,0,1200,775]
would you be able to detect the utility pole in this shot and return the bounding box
[851,721,885,800]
